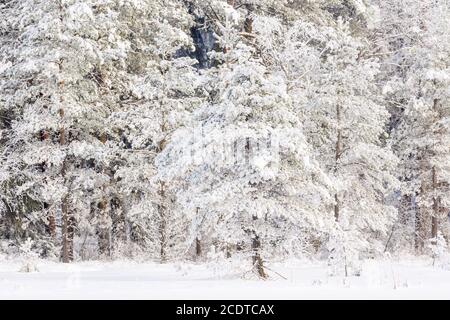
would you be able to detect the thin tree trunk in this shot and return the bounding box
[251,215,267,279]
[415,161,427,252]
[61,203,75,262]
[244,13,253,34]
[158,181,167,263]
[111,197,126,250]
[157,108,168,263]
[98,133,111,257]
[431,166,438,241]
[431,97,440,242]
[48,213,56,238]
[334,104,342,222]
[41,131,56,238]
[195,237,201,258]
[195,207,202,259]
[98,198,111,257]
[61,196,70,263]
[56,7,74,263]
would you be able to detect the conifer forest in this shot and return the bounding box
[0,0,449,299]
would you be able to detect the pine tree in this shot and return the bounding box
[388,0,450,253]
[158,1,332,278]
[0,0,132,261]
[305,19,399,274]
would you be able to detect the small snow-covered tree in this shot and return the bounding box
[427,232,448,267]
[18,237,39,272]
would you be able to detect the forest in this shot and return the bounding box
[0,0,449,281]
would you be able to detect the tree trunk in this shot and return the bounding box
[61,196,74,263]
[158,181,167,263]
[56,8,73,262]
[415,162,428,252]
[195,237,201,258]
[195,207,202,259]
[41,131,56,239]
[59,106,74,263]
[431,166,438,241]
[98,133,111,257]
[98,198,111,257]
[61,197,69,263]
[48,212,56,238]
[244,15,253,34]
[334,104,342,222]
[251,215,267,279]
[430,97,440,242]
[111,197,126,250]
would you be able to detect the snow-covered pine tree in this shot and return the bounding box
[157,1,332,278]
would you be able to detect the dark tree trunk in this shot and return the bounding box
[61,196,74,263]
[415,168,427,252]
[48,212,56,238]
[195,237,201,258]
[244,4,254,34]
[59,107,73,263]
[430,97,440,242]
[111,197,126,250]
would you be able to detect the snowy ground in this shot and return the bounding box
[0,256,450,299]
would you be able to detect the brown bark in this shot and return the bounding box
[244,15,253,34]
[157,113,169,263]
[48,213,56,238]
[59,104,74,263]
[431,97,440,242]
